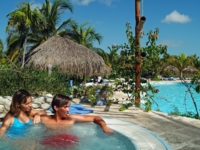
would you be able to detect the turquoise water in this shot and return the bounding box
[149,82,200,115]
[0,123,136,150]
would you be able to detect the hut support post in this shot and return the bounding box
[83,75,86,86]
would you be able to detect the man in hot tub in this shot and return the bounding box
[40,94,114,134]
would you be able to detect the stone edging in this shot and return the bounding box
[0,94,54,118]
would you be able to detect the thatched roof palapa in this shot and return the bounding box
[183,66,199,74]
[26,36,111,77]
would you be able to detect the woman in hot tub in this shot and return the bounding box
[0,89,46,135]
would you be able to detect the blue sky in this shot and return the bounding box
[0,0,200,56]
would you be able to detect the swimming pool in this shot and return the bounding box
[149,82,200,115]
[0,122,137,150]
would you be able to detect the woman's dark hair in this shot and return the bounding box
[9,89,31,116]
[51,94,72,113]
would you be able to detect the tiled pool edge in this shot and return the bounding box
[111,126,140,150]
[103,117,172,150]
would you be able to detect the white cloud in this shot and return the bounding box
[71,0,117,6]
[98,0,116,5]
[162,10,191,23]
[159,39,183,48]
[71,0,95,5]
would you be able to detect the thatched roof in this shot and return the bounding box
[183,66,199,74]
[163,65,179,73]
[26,36,111,77]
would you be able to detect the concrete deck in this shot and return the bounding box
[79,102,200,150]
[103,117,171,150]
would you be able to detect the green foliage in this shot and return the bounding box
[68,22,102,49]
[115,78,159,111]
[105,99,113,106]
[191,75,200,93]
[181,79,200,119]
[82,84,115,107]
[84,86,98,107]
[169,106,182,116]
[0,65,70,96]
[110,23,165,111]
[72,86,83,98]
[144,100,152,112]
[119,103,133,111]
[142,28,169,79]
[0,38,3,52]
[169,106,199,119]
[151,76,160,81]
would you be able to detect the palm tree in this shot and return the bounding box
[6,2,42,67]
[93,46,120,78]
[0,38,3,52]
[24,0,73,55]
[68,22,102,49]
[169,53,193,78]
[0,38,3,61]
[37,0,73,40]
[190,54,200,70]
[6,32,21,62]
[106,46,119,67]
[6,0,73,64]
[0,38,8,64]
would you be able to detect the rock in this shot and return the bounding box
[4,104,10,112]
[44,94,53,103]
[0,113,5,118]
[0,98,11,106]
[41,103,50,110]
[0,105,4,113]
[33,97,45,104]
[44,93,53,98]
[45,97,52,104]
[2,96,12,101]
[32,103,41,109]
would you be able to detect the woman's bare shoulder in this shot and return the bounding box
[1,113,14,125]
[4,113,13,119]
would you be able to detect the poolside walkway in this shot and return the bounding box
[103,117,170,150]
[73,98,200,150]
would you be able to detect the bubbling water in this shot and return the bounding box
[0,122,136,150]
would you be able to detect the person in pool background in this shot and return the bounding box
[40,94,114,134]
[0,89,46,135]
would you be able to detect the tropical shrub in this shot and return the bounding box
[0,65,71,96]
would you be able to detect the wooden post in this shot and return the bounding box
[135,0,141,107]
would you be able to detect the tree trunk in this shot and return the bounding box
[180,70,183,79]
[21,36,27,68]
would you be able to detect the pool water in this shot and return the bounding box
[0,122,136,150]
[148,82,200,115]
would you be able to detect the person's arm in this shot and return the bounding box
[0,113,13,135]
[31,109,47,124]
[69,114,114,134]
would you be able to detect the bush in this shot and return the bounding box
[0,65,71,96]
